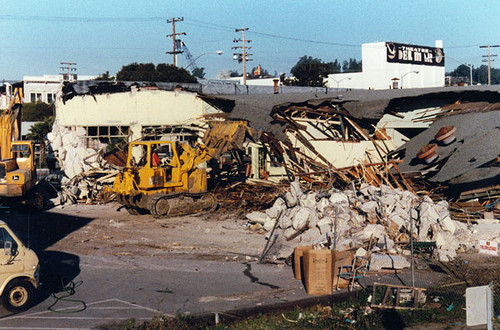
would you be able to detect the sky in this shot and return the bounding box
[0,0,499,80]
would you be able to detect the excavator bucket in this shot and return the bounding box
[202,121,249,159]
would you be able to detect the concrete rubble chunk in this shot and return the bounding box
[300,192,317,209]
[370,253,410,271]
[354,224,385,241]
[266,197,286,219]
[246,211,268,225]
[263,218,277,231]
[251,181,479,263]
[329,192,349,205]
[292,207,311,231]
[359,201,378,215]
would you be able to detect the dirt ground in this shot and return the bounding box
[9,201,269,262]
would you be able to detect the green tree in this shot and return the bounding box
[22,103,53,122]
[342,58,362,72]
[448,64,500,85]
[94,71,114,81]
[192,67,206,79]
[156,63,197,83]
[288,56,335,87]
[116,63,197,83]
[26,116,54,143]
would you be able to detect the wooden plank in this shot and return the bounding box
[387,166,404,190]
[393,164,416,194]
[344,117,370,141]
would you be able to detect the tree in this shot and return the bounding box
[22,103,53,122]
[26,116,54,143]
[94,71,114,81]
[192,67,206,79]
[288,56,335,87]
[342,58,362,72]
[116,63,197,83]
[448,64,500,85]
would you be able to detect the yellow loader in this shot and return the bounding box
[111,121,249,217]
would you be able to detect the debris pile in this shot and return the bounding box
[46,125,118,204]
[249,182,494,263]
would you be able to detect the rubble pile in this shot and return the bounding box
[249,182,497,263]
[47,124,118,204]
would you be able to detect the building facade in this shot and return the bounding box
[328,41,445,90]
[23,74,96,104]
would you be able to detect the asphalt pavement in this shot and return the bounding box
[0,253,310,329]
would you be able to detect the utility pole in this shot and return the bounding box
[233,28,252,85]
[166,17,186,67]
[480,44,499,85]
[60,62,77,81]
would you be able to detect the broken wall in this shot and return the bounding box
[55,88,211,127]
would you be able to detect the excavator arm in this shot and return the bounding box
[0,86,23,160]
[177,120,251,174]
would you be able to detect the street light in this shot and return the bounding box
[330,77,351,90]
[438,55,473,86]
[400,70,419,88]
[185,50,223,69]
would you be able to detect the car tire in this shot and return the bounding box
[2,279,34,312]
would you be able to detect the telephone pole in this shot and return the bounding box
[166,17,186,67]
[480,44,499,85]
[60,62,77,81]
[233,28,252,85]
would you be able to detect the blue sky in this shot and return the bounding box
[0,0,498,80]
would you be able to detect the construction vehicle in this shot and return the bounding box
[0,220,39,312]
[0,85,40,207]
[111,121,249,217]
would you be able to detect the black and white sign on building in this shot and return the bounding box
[386,42,444,66]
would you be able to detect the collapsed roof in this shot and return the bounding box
[395,102,500,194]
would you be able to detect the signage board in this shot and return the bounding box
[386,42,444,66]
[478,240,498,256]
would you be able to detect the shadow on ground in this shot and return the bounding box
[0,208,94,252]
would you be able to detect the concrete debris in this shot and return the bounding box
[369,254,410,271]
[47,124,118,205]
[254,181,485,264]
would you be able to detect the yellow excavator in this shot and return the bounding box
[110,121,250,217]
[0,85,38,205]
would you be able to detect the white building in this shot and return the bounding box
[328,41,445,90]
[23,74,96,104]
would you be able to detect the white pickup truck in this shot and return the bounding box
[0,220,39,312]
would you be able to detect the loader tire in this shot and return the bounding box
[2,279,34,312]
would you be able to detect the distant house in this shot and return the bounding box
[23,74,96,104]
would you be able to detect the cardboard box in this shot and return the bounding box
[303,249,332,295]
[293,246,312,280]
[332,249,355,288]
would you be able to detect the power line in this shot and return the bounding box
[0,15,164,22]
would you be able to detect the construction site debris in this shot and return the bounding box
[252,182,499,264]
[46,124,118,205]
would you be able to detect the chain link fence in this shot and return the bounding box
[428,254,500,326]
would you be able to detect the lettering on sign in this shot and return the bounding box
[386,42,444,67]
[478,240,498,256]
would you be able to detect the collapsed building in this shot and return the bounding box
[48,82,500,206]
[200,86,500,192]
